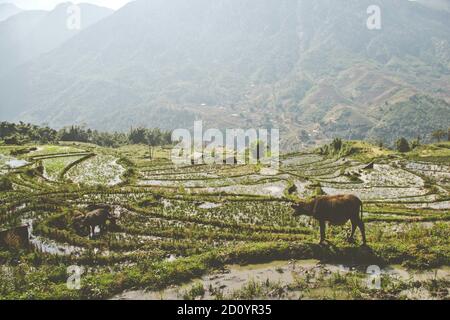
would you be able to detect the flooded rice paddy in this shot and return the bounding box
[0,143,449,299]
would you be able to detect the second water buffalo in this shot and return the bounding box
[72,208,116,238]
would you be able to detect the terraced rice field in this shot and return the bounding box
[41,156,87,182]
[65,155,125,186]
[0,142,449,300]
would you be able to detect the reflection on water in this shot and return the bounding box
[113,259,450,300]
[1,154,29,169]
[30,236,83,256]
[6,159,29,168]
[22,219,83,256]
[198,202,222,209]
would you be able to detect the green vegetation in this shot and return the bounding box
[396,138,411,153]
[0,138,448,300]
[0,122,172,148]
[0,176,12,191]
[0,122,57,145]
[431,130,447,143]
[317,139,392,162]
[368,95,450,146]
[41,156,86,181]
[405,141,450,164]
[217,269,450,300]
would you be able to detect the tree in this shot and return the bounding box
[431,129,446,142]
[299,130,310,142]
[129,128,148,144]
[4,134,22,145]
[331,138,343,152]
[0,121,171,148]
[410,136,421,150]
[376,140,384,148]
[396,137,410,153]
[0,121,58,144]
[58,126,89,142]
[0,176,13,191]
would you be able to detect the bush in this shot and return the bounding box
[4,135,23,145]
[182,283,205,300]
[317,139,356,158]
[410,138,421,150]
[0,176,13,191]
[10,148,31,156]
[396,138,410,153]
[331,138,343,152]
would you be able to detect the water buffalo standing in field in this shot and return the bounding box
[292,194,366,245]
[72,207,116,238]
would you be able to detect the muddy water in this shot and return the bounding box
[22,219,84,256]
[30,235,83,256]
[198,202,223,209]
[406,201,450,210]
[112,260,450,300]
[0,154,29,169]
[204,181,287,198]
[384,265,450,281]
[113,260,312,300]
[6,159,29,168]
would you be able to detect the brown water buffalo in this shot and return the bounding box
[292,194,366,245]
[72,208,116,238]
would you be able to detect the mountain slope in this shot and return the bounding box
[0,0,449,150]
[368,95,450,142]
[0,2,113,76]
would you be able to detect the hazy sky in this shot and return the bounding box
[0,0,132,10]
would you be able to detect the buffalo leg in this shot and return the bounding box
[348,220,357,242]
[358,220,367,244]
[319,220,326,244]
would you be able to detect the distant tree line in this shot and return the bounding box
[318,127,449,156]
[395,128,449,153]
[0,122,57,145]
[317,138,353,157]
[0,122,172,147]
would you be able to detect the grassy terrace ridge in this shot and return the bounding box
[0,140,449,300]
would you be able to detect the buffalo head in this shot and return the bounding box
[291,201,314,217]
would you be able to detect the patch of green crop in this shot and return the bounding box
[0,140,448,300]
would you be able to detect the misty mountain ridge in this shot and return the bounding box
[0,3,21,21]
[0,2,113,75]
[0,0,449,151]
